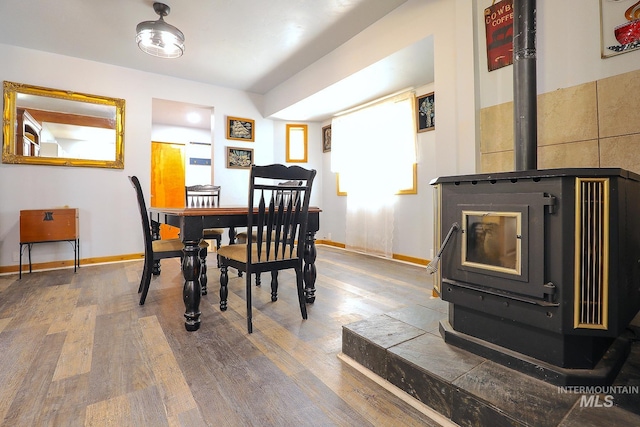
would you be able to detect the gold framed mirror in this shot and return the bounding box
[2,81,125,168]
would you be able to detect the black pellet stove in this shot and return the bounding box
[431,169,640,385]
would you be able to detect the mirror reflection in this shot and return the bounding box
[2,81,125,168]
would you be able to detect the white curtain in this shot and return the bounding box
[331,92,416,257]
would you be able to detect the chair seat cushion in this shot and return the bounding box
[218,243,297,263]
[235,230,279,243]
[203,228,224,238]
[234,230,255,243]
[235,230,255,239]
[152,238,208,253]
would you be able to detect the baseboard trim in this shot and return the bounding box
[0,253,144,275]
[315,239,346,248]
[1,244,431,274]
[392,253,428,266]
[316,241,429,266]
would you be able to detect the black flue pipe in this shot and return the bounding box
[513,0,537,171]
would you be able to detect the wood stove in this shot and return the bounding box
[431,168,640,384]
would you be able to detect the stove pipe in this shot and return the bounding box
[513,0,537,171]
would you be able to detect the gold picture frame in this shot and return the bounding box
[226,146,253,169]
[286,123,308,163]
[226,116,255,142]
[322,124,331,153]
[416,92,435,133]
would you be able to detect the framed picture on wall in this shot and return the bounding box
[600,0,640,58]
[416,92,435,132]
[322,124,331,152]
[484,0,514,71]
[226,146,253,169]
[226,116,255,141]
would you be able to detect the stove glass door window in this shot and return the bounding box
[462,211,521,275]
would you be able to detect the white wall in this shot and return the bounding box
[0,42,326,269]
[305,0,640,262]
[0,43,269,268]
[271,120,323,196]
[476,0,640,108]
[313,0,478,260]
[5,0,625,269]
[0,1,474,269]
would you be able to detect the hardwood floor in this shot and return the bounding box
[0,245,445,427]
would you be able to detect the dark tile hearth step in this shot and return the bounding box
[342,304,640,427]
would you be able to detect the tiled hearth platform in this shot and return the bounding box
[341,299,640,427]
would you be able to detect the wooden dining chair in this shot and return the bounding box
[185,185,224,264]
[235,179,303,286]
[217,164,316,333]
[130,176,209,305]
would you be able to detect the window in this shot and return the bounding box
[330,91,417,257]
[286,124,308,163]
[331,92,417,197]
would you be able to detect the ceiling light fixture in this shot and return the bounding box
[136,2,185,59]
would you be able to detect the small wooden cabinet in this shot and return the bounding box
[19,208,79,278]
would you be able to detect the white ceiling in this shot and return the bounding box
[0,0,434,126]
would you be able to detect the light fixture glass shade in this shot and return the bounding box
[136,4,185,59]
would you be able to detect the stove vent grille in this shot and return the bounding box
[574,178,609,330]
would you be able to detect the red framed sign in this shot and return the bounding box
[485,0,514,72]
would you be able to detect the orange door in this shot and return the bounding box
[151,141,185,239]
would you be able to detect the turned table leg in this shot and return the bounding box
[220,265,228,311]
[303,230,317,303]
[182,239,202,331]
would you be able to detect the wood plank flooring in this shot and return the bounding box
[0,245,444,427]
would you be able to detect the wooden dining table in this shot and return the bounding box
[148,206,321,331]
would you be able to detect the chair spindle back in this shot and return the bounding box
[185,184,220,208]
[247,166,315,265]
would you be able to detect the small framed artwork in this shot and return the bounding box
[416,92,435,132]
[226,116,255,142]
[322,124,332,152]
[484,0,514,71]
[226,146,253,169]
[600,0,640,58]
